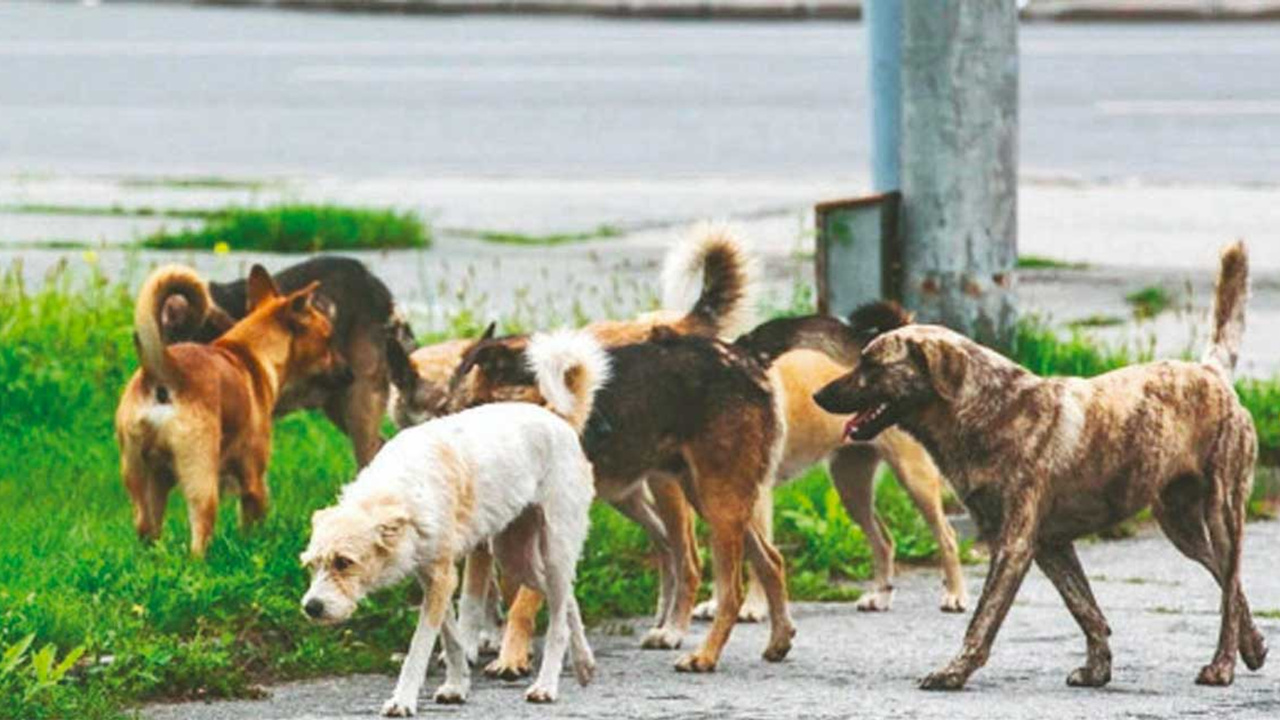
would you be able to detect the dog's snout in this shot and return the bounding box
[304,598,325,619]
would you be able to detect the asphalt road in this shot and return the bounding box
[144,522,1280,720]
[3,2,1280,183]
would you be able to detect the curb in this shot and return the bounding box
[115,0,1280,21]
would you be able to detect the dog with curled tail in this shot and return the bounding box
[300,329,607,713]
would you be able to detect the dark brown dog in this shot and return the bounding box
[116,265,343,556]
[444,323,857,674]
[161,256,412,466]
[814,241,1264,690]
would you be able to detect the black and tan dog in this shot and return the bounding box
[815,241,1264,690]
[160,256,414,466]
[442,319,865,673]
[116,265,344,556]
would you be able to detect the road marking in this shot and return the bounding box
[290,65,694,83]
[1097,100,1280,117]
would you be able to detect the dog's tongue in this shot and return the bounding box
[843,411,870,439]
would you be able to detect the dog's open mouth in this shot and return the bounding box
[843,402,891,441]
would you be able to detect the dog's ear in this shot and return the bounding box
[286,281,322,317]
[367,499,411,550]
[247,264,281,311]
[912,337,969,403]
[479,321,497,341]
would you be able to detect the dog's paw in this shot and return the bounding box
[1195,661,1235,686]
[640,627,684,650]
[1242,630,1268,671]
[381,698,417,717]
[476,630,502,658]
[674,652,717,673]
[939,590,968,614]
[738,599,768,623]
[1066,664,1111,687]
[524,683,558,704]
[762,638,792,663]
[433,683,469,705]
[855,589,894,612]
[691,599,717,622]
[484,655,533,681]
[919,669,967,691]
[574,657,596,687]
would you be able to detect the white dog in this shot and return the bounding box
[300,330,609,713]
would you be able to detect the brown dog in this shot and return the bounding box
[116,265,344,556]
[160,256,412,467]
[814,242,1264,690]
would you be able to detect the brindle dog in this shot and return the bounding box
[815,242,1264,690]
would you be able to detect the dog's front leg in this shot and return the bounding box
[384,561,458,716]
[920,500,1039,691]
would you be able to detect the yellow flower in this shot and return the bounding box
[213,241,230,255]
[131,604,146,616]
[82,250,98,264]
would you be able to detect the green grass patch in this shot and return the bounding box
[118,176,270,191]
[142,204,430,253]
[1065,314,1126,330]
[1017,255,1089,270]
[1125,284,1175,320]
[0,204,218,220]
[459,225,622,246]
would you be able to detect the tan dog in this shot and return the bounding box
[815,242,1264,690]
[115,265,343,556]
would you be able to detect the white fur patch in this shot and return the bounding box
[142,401,177,427]
[1047,379,1089,471]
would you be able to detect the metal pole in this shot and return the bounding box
[866,0,902,193]
[899,0,1019,347]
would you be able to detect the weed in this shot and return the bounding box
[142,205,430,253]
[1017,256,1089,270]
[458,225,622,246]
[1066,314,1126,329]
[118,176,271,191]
[0,204,217,220]
[1125,285,1175,320]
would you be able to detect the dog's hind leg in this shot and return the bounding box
[612,484,683,648]
[123,454,170,543]
[174,440,220,558]
[238,456,269,528]
[525,548,573,703]
[485,586,541,680]
[458,545,501,662]
[830,443,896,611]
[566,596,596,687]
[1155,463,1262,685]
[1035,543,1112,687]
[642,473,701,649]
[324,373,386,468]
[744,522,795,662]
[433,606,470,704]
[878,429,968,613]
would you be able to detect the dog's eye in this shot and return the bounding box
[332,555,354,572]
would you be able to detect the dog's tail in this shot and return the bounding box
[1202,241,1249,376]
[664,222,757,338]
[732,300,913,368]
[527,330,612,433]
[134,265,212,388]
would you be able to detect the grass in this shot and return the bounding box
[1125,284,1176,320]
[118,176,271,191]
[458,225,623,246]
[0,204,218,220]
[1017,255,1089,270]
[2,267,1278,718]
[141,204,430,253]
[1066,314,1126,330]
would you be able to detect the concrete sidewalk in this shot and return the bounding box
[122,0,1280,21]
[4,173,1280,376]
[143,521,1280,720]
